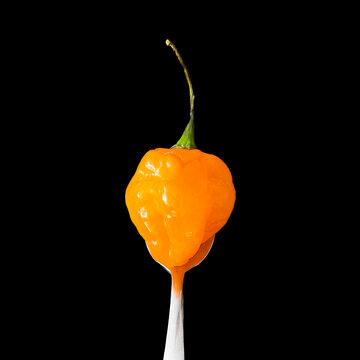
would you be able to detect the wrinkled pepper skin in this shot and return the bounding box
[125,148,236,269]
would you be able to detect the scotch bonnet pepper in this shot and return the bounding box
[125,40,236,269]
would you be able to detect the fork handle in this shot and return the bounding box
[163,273,185,360]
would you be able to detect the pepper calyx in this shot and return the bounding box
[172,115,196,149]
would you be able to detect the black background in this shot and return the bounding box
[9,12,328,359]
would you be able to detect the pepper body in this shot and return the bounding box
[125,148,236,269]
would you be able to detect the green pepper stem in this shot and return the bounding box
[166,39,196,149]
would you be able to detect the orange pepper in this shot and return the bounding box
[125,40,235,270]
[126,147,235,268]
